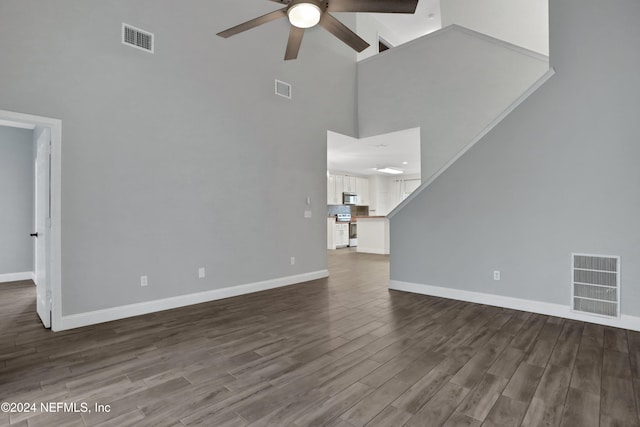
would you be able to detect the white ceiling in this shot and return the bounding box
[369,0,548,56]
[327,128,421,176]
[440,0,549,55]
[368,0,442,46]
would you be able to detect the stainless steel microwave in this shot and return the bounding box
[343,192,358,205]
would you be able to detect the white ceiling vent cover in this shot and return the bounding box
[572,253,620,318]
[275,80,292,99]
[122,23,154,53]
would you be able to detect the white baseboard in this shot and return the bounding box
[0,271,34,283]
[58,270,329,331]
[389,280,640,332]
[356,247,389,255]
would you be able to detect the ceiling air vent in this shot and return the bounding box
[275,80,292,99]
[122,23,154,53]
[572,253,620,318]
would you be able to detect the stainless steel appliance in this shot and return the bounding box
[335,214,357,247]
[349,222,357,247]
[336,213,351,222]
[342,192,357,205]
[334,213,351,248]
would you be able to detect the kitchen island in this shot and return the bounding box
[355,216,389,254]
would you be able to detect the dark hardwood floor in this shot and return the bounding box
[1,249,639,426]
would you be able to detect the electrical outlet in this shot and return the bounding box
[290,257,296,265]
[493,270,501,281]
[198,267,205,278]
[140,275,148,287]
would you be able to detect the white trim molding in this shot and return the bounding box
[59,270,329,331]
[389,280,640,332]
[0,272,34,283]
[356,247,389,255]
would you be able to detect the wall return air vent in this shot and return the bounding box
[275,79,292,99]
[122,23,154,53]
[572,253,620,318]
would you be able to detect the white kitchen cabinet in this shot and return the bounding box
[344,176,357,193]
[334,175,344,202]
[327,175,336,204]
[328,173,370,205]
[328,219,349,249]
[335,223,349,247]
[327,218,336,249]
[355,177,369,205]
[341,175,350,192]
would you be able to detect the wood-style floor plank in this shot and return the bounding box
[600,375,640,427]
[404,382,469,427]
[1,250,638,426]
[483,395,528,427]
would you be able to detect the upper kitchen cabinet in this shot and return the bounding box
[327,173,370,205]
[356,177,370,205]
[344,176,357,193]
[334,175,344,201]
[327,174,336,204]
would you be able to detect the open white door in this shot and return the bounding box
[1,109,60,330]
[34,127,51,328]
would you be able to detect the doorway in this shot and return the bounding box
[326,128,421,254]
[0,110,61,330]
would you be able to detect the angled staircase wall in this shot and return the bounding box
[357,25,549,183]
[364,1,640,329]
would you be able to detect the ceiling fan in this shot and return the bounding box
[217,0,419,60]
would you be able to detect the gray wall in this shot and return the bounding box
[0,126,34,275]
[0,1,357,315]
[357,25,549,182]
[388,0,640,316]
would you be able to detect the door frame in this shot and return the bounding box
[0,109,62,331]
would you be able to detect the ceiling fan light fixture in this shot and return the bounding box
[288,2,322,28]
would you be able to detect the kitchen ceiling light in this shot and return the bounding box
[288,2,322,28]
[376,167,404,175]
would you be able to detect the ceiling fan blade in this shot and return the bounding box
[217,9,287,38]
[285,26,305,60]
[327,0,418,13]
[319,13,370,53]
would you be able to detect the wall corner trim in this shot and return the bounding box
[388,66,556,219]
[57,270,329,331]
[0,272,34,283]
[389,279,640,332]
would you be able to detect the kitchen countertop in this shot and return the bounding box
[351,216,386,221]
[327,216,387,222]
